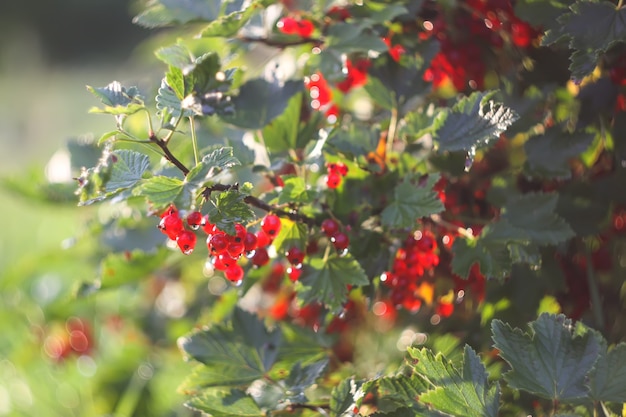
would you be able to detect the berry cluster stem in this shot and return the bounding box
[148,132,190,175]
[236,35,324,48]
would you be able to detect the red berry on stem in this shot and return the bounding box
[177,230,197,255]
[208,232,229,255]
[331,232,350,251]
[285,246,305,267]
[326,171,342,189]
[287,266,302,282]
[159,213,184,240]
[261,214,282,238]
[186,211,204,230]
[251,247,270,267]
[243,232,258,252]
[224,263,244,283]
[321,218,340,237]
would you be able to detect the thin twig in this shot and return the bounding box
[236,36,324,48]
[148,132,190,175]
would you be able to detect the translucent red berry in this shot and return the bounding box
[321,218,340,237]
[331,232,350,251]
[243,232,258,253]
[227,241,245,258]
[208,232,229,255]
[224,263,244,284]
[326,171,342,189]
[261,214,282,238]
[287,266,302,282]
[176,230,197,255]
[186,211,204,230]
[256,230,272,248]
[277,17,314,37]
[251,247,270,267]
[285,246,305,267]
[159,213,184,240]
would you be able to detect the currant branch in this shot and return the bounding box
[148,131,190,175]
[202,184,316,227]
[236,35,324,48]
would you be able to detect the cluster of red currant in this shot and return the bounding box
[321,218,350,254]
[381,230,440,313]
[42,317,93,362]
[325,161,349,189]
[420,0,540,91]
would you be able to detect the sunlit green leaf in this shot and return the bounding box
[381,174,444,229]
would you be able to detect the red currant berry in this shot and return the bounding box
[177,230,197,255]
[285,246,305,267]
[208,232,229,255]
[159,213,184,240]
[251,247,270,267]
[321,218,340,237]
[233,223,247,242]
[436,301,454,318]
[214,253,237,271]
[326,171,342,189]
[202,217,217,235]
[261,214,282,238]
[243,232,258,253]
[335,162,348,176]
[287,266,302,282]
[224,263,244,284]
[331,232,350,251]
[227,241,245,258]
[186,211,204,230]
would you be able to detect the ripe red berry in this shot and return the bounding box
[261,214,282,238]
[243,232,258,252]
[285,246,305,267]
[208,232,229,255]
[159,213,184,240]
[326,171,342,189]
[214,253,237,271]
[277,16,315,37]
[227,241,245,258]
[251,247,270,267]
[186,211,204,230]
[177,230,197,255]
[321,218,340,237]
[256,230,272,248]
[287,266,302,282]
[224,263,244,283]
[331,232,350,251]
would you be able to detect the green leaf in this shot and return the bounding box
[221,78,303,129]
[326,123,380,159]
[99,248,168,289]
[277,177,314,205]
[363,373,433,415]
[187,146,241,187]
[206,189,256,235]
[185,388,264,417]
[297,253,369,310]
[524,128,594,179]
[178,310,281,385]
[433,91,518,153]
[588,339,626,403]
[498,192,574,246]
[409,345,500,417]
[179,363,264,393]
[271,219,308,254]
[199,1,265,37]
[364,76,395,110]
[87,81,144,115]
[491,313,601,401]
[282,359,329,403]
[402,106,446,142]
[381,174,444,229]
[515,0,569,30]
[155,44,193,68]
[325,22,388,54]
[261,92,301,153]
[543,1,626,80]
[135,176,191,209]
[133,0,221,28]
[156,77,196,127]
[330,378,364,417]
[450,236,511,280]
[105,150,151,193]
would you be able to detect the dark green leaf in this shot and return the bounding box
[524,128,594,179]
[325,22,388,54]
[282,359,329,403]
[434,91,518,153]
[364,76,395,110]
[206,189,256,235]
[543,1,626,80]
[515,0,569,30]
[450,235,512,280]
[491,313,601,401]
[261,93,301,153]
[588,338,626,403]
[330,378,364,417]
[233,308,282,371]
[185,388,264,417]
[409,345,500,417]
[179,363,264,393]
[297,253,369,310]
[221,78,303,129]
[381,174,444,229]
[402,106,446,142]
[326,124,380,159]
[105,150,151,193]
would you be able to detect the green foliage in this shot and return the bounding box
[10,0,626,416]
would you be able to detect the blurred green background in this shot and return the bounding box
[0,2,195,416]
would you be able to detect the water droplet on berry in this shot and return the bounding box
[230,279,243,287]
[338,248,349,257]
